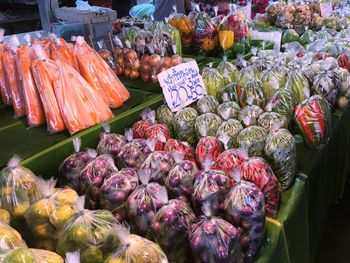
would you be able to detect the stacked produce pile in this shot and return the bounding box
[0,31,129,134]
[259,1,348,30]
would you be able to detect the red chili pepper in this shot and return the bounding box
[310,99,326,139]
[295,104,315,146]
[338,54,349,69]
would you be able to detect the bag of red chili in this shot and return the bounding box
[294,95,331,149]
[145,123,170,151]
[132,108,155,139]
[240,157,280,218]
[164,138,196,162]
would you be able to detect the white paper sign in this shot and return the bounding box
[321,2,332,18]
[251,30,282,51]
[158,61,207,112]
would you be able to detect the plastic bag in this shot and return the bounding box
[193,161,231,214]
[0,29,11,106]
[165,152,198,200]
[168,5,193,34]
[189,203,243,263]
[11,35,45,127]
[31,44,65,133]
[164,139,195,161]
[117,129,152,169]
[30,249,64,263]
[285,69,310,104]
[195,136,222,169]
[275,4,296,29]
[216,101,240,120]
[140,141,174,185]
[216,83,239,104]
[264,127,296,191]
[74,36,129,108]
[59,138,95,188]
[0,156,41,218]
[2,43,26,117]
[312,71,340,107]
[173,107,198,145]
[195,113,223,140]
[202,65,226,98]
[294,95,331,149]
[0,209,10,225]
[240,80,266,108]
[300,29,315,46]
[240,157,280,218]
[218,16,235,51]
[0,222,27,256]
[237,65,259,88]
[224,179,266,263]
[265,88,298,120]
[238,105,264,128]
[79,154,118,208]
[282,29,300,44]
[131,109,155,139]
[266,1,286,24]
[259,68,286,102]
[51,36,79,72]
[237,126,267,157]
[56,197,117,262]
[257,112,288,132]
[126,170,168,236]
[97,124,127,161]
[196,95,219,115]
[104,224,168,263]
[145,123,170,151]
[100,168,139,221]
[217,56,239,84]
[25,178,78,240]
[213,148,246,177]
[151,199,196,263]
[155,105,174,137]
[216,119,244,149]
[192,13,218,54]
[123,49,140,80]
[96,39,116,71]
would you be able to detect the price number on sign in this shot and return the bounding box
[158,61,207,112]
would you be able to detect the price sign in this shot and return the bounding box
[158,61,207,112]
[320,2,332,18]
[251,30,282,51]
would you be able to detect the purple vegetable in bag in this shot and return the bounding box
[97,124,127,161]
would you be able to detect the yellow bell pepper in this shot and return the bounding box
[218,30,234,51]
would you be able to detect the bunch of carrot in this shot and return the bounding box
[0,31,130,135]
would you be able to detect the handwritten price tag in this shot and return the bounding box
[320,2,332,18]
[158,61,207,112]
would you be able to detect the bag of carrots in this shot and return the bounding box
[0,28,11,105]
[3,39,26,117]
[31,44,66,133]
[74,36,129,109]
[52,54,114,135]
[11,35,46,127]
[50,35,79,72]
[31,33,51,58]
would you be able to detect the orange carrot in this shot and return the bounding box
[0,42,11,105]
[51,43,79,72]
[2,47,26,117]
[31,44,65,133]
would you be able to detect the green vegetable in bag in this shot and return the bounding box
[285,70,310,103]
[173,107,198,145]
[202,65,226,98]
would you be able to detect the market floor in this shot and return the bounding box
[316,178,350,263]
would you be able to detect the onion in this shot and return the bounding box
[116,57,124,66]
[116,48,123,56]
[140,63,151,73]
[129,70,139,80]
[124,49,138,61]
[142,73,151,82]
[124,68,131,77]
[149,54,161,67]
[162,57,171,67]
[158,65,168,73]
[171,55,182,66]
[142,54,150,64]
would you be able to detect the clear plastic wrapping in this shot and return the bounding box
[217,56,239,84]
[224,180,266,263]
[0,222,27,256]
[131,109,155,139]
[195,113,223,140]
[257,112,288,132]
[97,124,127,161]
[96,39,116,71]
[202,66,226,98]
[240,80,266,108]
[0,30,12,105]
[151,199,196,263]
[196,95,219,115]
[312,71,340,107]
[173,107,199,145]
[264,127,296,191]
[2,45,26,117]
[285,69,310,104]
[31,44,65,133]
[217,83,239,104]
[238,105,264,128]
[240,157,280,218]
[25,178,78,240]
[59,138,95,188]
[30,249,64,263]
[104,224,168,263]
[237,65,259,89]
[51,37,79,72]
[164,139,195,162]
[216,119,243,148]
[189,204,243,263]
[294,95,331,149]
[14,36,45,126]
[123,49,140,80]
[216,101,241,120]
[165,152,198,200]
[237,126,267,157]
[145,123,170,151]
[155,105,174,137]
[56,197,118,262]
[0,209,10,225]
[192,13,218,54]
[213,148,246,177]
[195,136,222,169]
[0,156,41,218]
[74,37,129,108]
[193,161,231,214]
[54,59,114,134]
[126,170,168,236]
[259,68,286,102]
[117,129,152,169]
[100,168,139,221]
[265,88,298,120]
